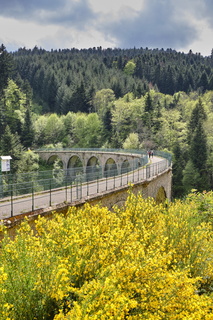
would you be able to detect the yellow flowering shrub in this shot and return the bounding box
[0,190,213,319]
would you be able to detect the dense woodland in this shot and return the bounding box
[1,43,213,198]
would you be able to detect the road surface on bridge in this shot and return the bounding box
[0,156,167,220]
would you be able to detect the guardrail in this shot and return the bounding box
[0,155,148,198]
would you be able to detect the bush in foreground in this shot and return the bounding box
[1,190,213,319]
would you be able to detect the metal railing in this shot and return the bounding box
[35,147,148,155]
[0,156,171,219]
[0,154,148,198]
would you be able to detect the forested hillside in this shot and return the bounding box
[13,46,213,114]
[1,44,213,198]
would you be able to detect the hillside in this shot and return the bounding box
[1,45,213,198]
[13,46,213,114]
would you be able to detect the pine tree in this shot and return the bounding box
[182,160,201,194]
[144,92,153,113]
[143,92,154,129]
[47,73,59,112]
[198,71,209,93]
[70,82,90,113]
[153,101,162,133]
[165,66,175,95]
[21,108,35,148]
[135,58,143,79]
[172,142,186,197]
[102,109,112,141]
[184,99,209,192]
[190,120,207,172]
[0,44,13,96]
[0,97,6,138]
[187,98,207,144]
[1,125,24,173]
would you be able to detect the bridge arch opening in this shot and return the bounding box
[104,158,118,177]
[155,186,167,204]
[67,156,83,180]
[86,156,101,181]
[121,160,131,174]
[47,155,64,187]
[47,155,63,168]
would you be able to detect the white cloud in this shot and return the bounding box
[39,27,117,50]
[178,20,213,56]
[0,0,213,56]
[0,17,58,50]
[89,0,145,14]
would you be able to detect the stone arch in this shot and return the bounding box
[104,158,118,177]
[155,186,167,204]
[47,155,63,168]
[67,155,83,179]
[121,160,130,174]
[86,156,101,181]
[47,155,64,187]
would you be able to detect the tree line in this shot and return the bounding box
[13,46,213,114]
[1,44,213,198]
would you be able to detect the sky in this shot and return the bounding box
[0,0,213,56]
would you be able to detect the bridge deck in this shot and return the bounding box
[0,157,170,220]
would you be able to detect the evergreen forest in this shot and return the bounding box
[1,43,213,198]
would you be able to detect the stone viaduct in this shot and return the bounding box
[37,148,147,177]
[36,148,172,202]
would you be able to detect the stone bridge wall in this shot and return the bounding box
[88,167,172,209]
[37,150,145,175]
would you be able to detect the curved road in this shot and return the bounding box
[0,157,168,220]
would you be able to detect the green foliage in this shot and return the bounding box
[21,108,35,148]
[172,142,186,198]
[1,126,24,173]
[92,88,115,119]
[3,80,27,134]
[184,99,209,192]
[52,158,64,186]
[17,150,39,173]
[13,46,212,113]
[44,114,65,145]
[73,113,103,148]
[190,120,207,171]
[1,45,213,196]
[0,44,14,96]
[188,98,207,141]
[123,60,136,75]
[123,133,140,150]
[182,160,201,194]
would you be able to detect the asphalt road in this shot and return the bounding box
[0,156,167,219]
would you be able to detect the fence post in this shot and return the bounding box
[71,183,72,202]
[80,180,82,200]
[49,179,52,206]
[97,176,99,193]
[87,177,89,196]
[114,169,115,188]
[10,184,13,217]
[65,177,67,202]
[32,181,34,212]
[146,165,150,179]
